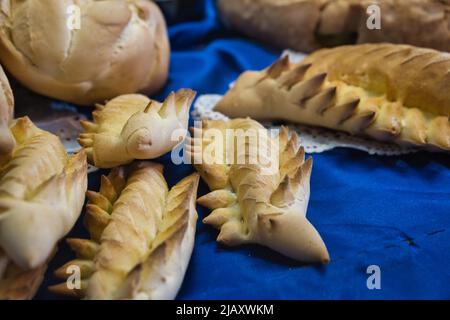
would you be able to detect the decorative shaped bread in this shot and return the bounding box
[0,64,14,156]
[49,162,199,300]
[215,44,450,151]
[0,117,87,270]
[187,118,329,263]
[79,89,196,168]
[0,250,48,300]
[217,0,450,53]
[0,0,170,106]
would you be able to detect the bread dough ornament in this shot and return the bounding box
[50,162,199,300]
[216,44,450,151]
[187,118,329,263]
[78,89,195,168]
[0,0,170,106]
[0,117,87,299]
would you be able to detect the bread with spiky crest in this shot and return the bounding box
[0,117,87,272]
[79,89,196,168]
[49,162,199,300]
[215,43,450,151]
[0,64,14,157]
[0,249,48,300]
[187,118,329,263]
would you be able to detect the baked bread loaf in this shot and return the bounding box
[215,44,450,151]
[79,89,195,168]
[0,117,87,270]
[0,250,48,300]
[217,0,450,53]
[187,118,329,263]
[0,0,170,106]
[0,64,14,156]
[49,162,199,300]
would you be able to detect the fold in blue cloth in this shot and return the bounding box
[39,0,450,299]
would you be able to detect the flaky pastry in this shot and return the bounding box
[78,89,196,168]
[50,162,199,300]
[216,44,450,151]
[0,117,87,270]
[187,118,329,263]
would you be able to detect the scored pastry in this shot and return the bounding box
[0,64,14,156]
[0,0,170,105]
[187,118,329,263]
[215,44,450,151]
[49,162,199,300]
[78,89,196,168]
[0,117,87,299]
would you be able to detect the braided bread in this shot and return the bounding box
[216,44,450,151]
[50,162,199,300]
[187,118,329,263]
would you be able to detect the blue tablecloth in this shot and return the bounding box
[38,0,450,299]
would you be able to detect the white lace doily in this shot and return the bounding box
[192,95,418,156]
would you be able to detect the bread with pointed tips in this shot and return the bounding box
[215,44,450,151]
[49,162,199,300]
[0,117,87,270]
[187,118,329,263]
[0,0,169,106]
[79,89,196,168]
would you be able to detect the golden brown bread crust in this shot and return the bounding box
[0,64,13,156]
[78,89,196,168]
[50,162,199,300]
[0,252,47,300]
[0,117,87,270]
[0,0,170,106]
[187,118,329,263]
[217,0,450,53]
[215,44,450,151]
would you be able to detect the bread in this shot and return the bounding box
[0,0,170,106]
[215,44,450,151]
[0,64,14,156]
[187,118,329,263]
[49,162,199,300]
[0,117,87,270]
[79,89,196,168]
[0,250,47,300]
[217,0,450,53]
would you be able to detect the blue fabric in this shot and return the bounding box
[39,0,450,299]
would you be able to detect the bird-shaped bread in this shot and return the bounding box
[0,117,87,299]
[78,89,196,168]
[215,43,450,151]
[187,118,329,263]
[49,162,199,300]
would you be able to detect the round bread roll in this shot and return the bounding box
[0,0,170,106]
[0,64,14,155]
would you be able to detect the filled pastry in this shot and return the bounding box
[78,89,195,168]
[0,0,170,106]
[0,117,87,299]
[215,44,450,151]
[49,162,199,300]
[187,118,329,263]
